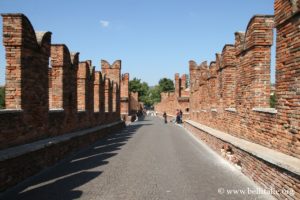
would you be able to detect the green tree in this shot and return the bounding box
[142,86,162,107]
[128,77,175,107]
[129,78,149,102]
[0,86,5,109]
[158,78,174,92]
[149,85,161,103]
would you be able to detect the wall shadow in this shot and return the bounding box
[1,122,151,200]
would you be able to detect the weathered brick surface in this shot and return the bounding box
[120,73,130,119]
[93,71,101,112]
[112,82,117,112]
[0,121,124,192]
[186,14,300,159]
[1,14,51,146]
[101,60,122,116]
[0,13,127,192]
[101,60,121,86]
[104,78,111,113]
[0,14,126,191]
[156,1,300,199]
[130,92,141,114]
[275,0,300,145]
[119,73,140,121]
[218,45,236,109]
[77,61,89,111]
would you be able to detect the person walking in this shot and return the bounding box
[179,109,183,123]
[163,112,167,124]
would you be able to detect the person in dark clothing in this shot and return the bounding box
[163,112,167,123]
[179,109,183,123]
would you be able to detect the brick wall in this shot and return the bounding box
[187,9,300,159]
[275,0,300,144]
[1,14,51,147]
[218,45,236,109]
[155,73,190,117]
[101,60,121,86]
[0,14,123,149]
[185,123,300,200]
[101,60,121,115]
[120,73,133,121]
[130,92,140,114]
[188,1,300,198]
[155,1,300,198]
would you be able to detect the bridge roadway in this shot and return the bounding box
[1,116,273,200]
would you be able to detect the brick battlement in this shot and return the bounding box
[156,0,300,159]
[155,73,190,116]
[155,1,300,198]
[0,13,130,192]
[0,13,124,150]
[187,9,300,158]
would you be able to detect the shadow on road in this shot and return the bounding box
[1,121,152,200]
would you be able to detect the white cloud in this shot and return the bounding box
[100,20,110,28]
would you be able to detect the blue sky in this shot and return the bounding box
[0,0,274,86]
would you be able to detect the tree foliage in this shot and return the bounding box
[141,86,161,107]
[129,78,149,102]
[0,87,5,109]
[158,78,174,92]
[129,77,175,107]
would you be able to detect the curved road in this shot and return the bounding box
[2,116,273,200]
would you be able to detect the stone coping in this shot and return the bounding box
[0,109,23,114]
[185,120,300,176]
[49,108,64,113]
[225,108,237,112]
[120,97,129,101]
[0,120,123,162]
[252,107,277,114]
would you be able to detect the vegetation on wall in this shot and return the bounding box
[0,86,5,109]
[270,94,276,108]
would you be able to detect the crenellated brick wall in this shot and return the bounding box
[120,73,130,116]
[101,60,121,115]
[155,1,300,199]
[0,13,126,191]
[0,13,124,148]
[187,12,300,159]
[218,45,236,109]
[155,73,190,117]
[130,92,141,114]
[186,0,300,199]
[275,0,300,142]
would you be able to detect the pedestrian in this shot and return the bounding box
[179,109,183,123]
[163,112,167,124]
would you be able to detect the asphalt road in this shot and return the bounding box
[1,116,273,200]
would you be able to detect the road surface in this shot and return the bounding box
[1,116,273,200]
